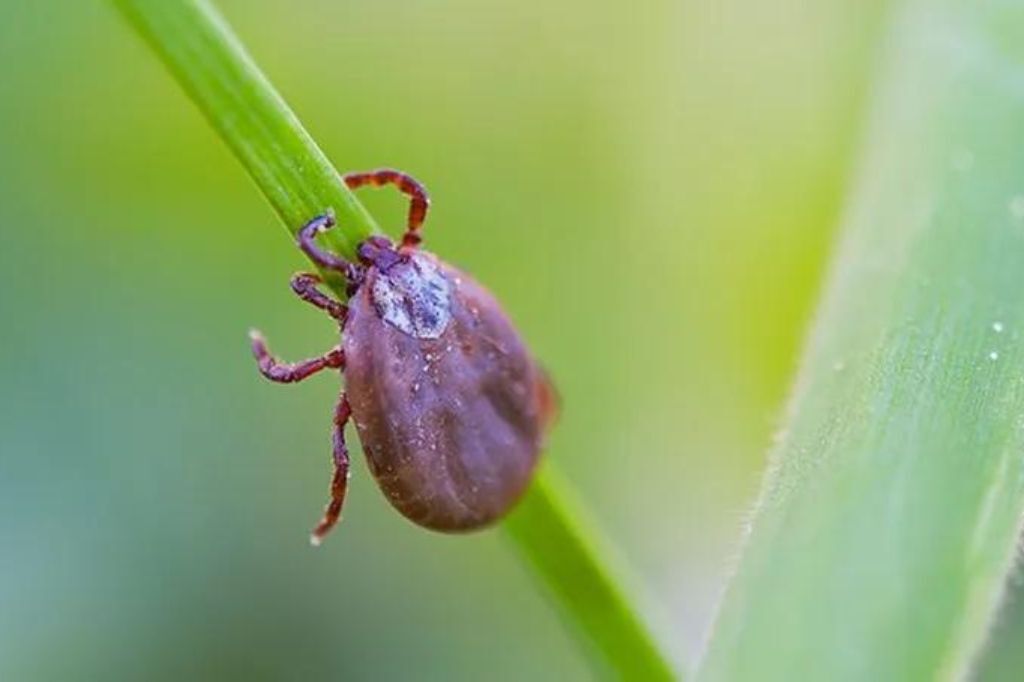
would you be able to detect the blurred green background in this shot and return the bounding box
[16,0,1021,679]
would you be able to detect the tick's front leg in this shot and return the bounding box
[249,330,344,383]
[297,214,361,283]
[310,394,352,546]
[343,169,430,251]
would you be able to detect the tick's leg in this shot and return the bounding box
[343,169,430,251]
[297,214,361,283]
[249,330,344,384]
[290,272,347,322]
[310,395,352,546]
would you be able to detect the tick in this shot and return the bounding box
[249,169,557,545]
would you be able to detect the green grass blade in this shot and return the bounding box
[114,0,377,293]
[113,1,678,678]
[505,464,678,680]
[698,2,1024,679]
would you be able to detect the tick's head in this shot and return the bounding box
[357,236,403,272]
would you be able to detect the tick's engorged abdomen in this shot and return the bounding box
[343,255,546,531]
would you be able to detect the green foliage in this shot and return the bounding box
[506,466,677,679]
[114,0,677,678]
[699,1,1024,679]
[115,0,377,296]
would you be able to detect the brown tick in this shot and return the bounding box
[249,169,557,544]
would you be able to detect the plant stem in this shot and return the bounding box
[505,463,677,679]
[113,0,678,678]
[699,1,1024,679]
[115,0,377,295]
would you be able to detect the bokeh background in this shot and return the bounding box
[5,1,1019,679]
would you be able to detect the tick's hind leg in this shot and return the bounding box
[249,331,344,383]
[343,169,430,251]
[310,395,352,546]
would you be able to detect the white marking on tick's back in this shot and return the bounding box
[371,253,452,339]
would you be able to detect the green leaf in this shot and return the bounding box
[505,464,678,680]
[115,0,378,296]
[113,1,678,678]
[699,2,1024,679]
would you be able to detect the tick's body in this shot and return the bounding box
[250,170,555,543]
[347,252,552,531]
